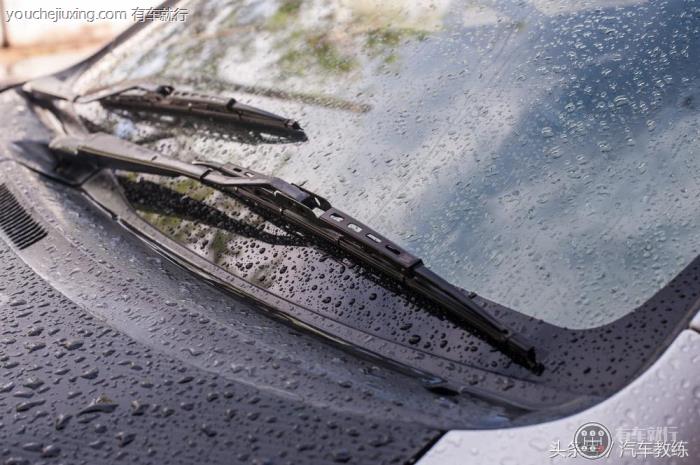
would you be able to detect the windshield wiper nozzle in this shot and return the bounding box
[49,132,542,373]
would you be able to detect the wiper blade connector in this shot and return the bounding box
[49,133,542,372]
[22,77,306,139]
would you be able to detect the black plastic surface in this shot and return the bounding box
[0,236,440,464]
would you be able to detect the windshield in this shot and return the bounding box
[73,0,700,329]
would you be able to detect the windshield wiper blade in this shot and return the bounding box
[49,132,542,372]
[22,77,306,140]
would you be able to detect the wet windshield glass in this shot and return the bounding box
[74,0,700,329]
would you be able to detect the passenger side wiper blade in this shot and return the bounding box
[49,132,542,372]
[22,77,306,140]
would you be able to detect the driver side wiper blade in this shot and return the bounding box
[22,77,307,140]
[49,132,542,372]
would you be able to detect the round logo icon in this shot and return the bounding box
[574,422,612,459]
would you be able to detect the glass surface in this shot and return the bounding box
[75,0,700,328]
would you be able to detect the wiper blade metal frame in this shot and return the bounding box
[49,132,542,372]
[22,77,307,140]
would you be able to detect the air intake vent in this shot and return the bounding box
[0,184,47,249]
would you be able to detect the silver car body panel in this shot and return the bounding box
[419,327,700,464]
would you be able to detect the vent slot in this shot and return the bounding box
[0,184,47,249]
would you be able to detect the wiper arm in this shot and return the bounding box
[49,132,542,372]
[22,77,306,140]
